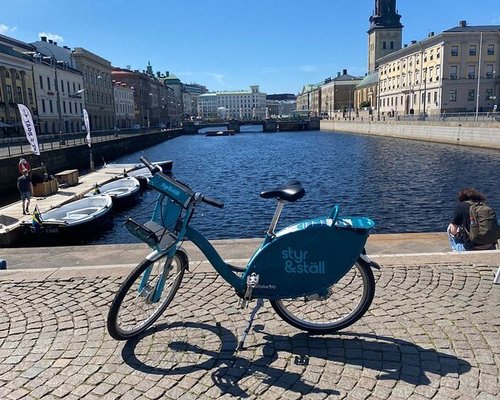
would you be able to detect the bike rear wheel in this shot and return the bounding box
[107,251,187,340]
[270,261,375,334]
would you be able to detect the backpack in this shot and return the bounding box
[465,201,500,245]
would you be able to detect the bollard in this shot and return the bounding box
[0,259,6,270]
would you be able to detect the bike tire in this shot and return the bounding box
[270,261,375,334]
[107,250,187,340]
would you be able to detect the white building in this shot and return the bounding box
[113,83,135,128]
[31,54,85,135]
[197,85,267,120]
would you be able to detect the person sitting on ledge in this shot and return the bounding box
[448,188,498,252]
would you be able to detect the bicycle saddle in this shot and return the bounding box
[260,179,305,202]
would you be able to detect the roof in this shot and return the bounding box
[444,25,500,33]
[356,71,379,88]
[333,73,362,82]
[0,42,33,62]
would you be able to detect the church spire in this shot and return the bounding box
[369,0,403,31]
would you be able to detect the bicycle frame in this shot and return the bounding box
[140,170,374,302]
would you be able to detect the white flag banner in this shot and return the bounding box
[17,104,40,156]
[83,108,91,147]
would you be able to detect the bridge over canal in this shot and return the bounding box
[182,118,320,134]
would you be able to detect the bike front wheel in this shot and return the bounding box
[270,261,375,334]
[107,251,187,340]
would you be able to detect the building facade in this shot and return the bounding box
[321,70,363,119]
[266,94,297,118]
[32,38,114,131]
[377,23,500,116]
[296,84,321,116]
[31,54,84,135]
[197,85,267,120]
[113,82,135,128]
[0,41,36,133]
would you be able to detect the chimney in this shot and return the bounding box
[459,20,467,27]
[54,42,57,46]
[48,39,53,44]
[428,32,434,37]
[41,36,47,42]
[337,72,341,77]
[404,44,408,48]
[411,40,417,45]
[343,69,347,75]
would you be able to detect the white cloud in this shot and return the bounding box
[299,65,317,73]
[0,24,17,35]
[205,72,225,84]
[38,32,64,43]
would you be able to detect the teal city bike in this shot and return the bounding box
[107,157,379,348]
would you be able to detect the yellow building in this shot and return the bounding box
[0,42,36,132]
[377,22,500,116]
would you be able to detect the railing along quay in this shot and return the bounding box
[0,127,163,158]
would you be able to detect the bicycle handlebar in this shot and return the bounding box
[140,156,162,175]
[201,195,224,209]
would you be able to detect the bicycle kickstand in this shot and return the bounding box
[238,298,264,351]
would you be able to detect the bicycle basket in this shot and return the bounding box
[124,195,184,249]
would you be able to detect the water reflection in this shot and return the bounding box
[90,131,500,242]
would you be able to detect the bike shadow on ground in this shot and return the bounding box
[121,322,471,398]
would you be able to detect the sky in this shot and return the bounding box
[1,0,499,94]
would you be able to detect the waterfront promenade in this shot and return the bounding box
[0,234,499,399]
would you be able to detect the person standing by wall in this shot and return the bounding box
[17,168,33,215]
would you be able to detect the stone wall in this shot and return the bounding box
[320,120,500,150]
[0,129,182,198]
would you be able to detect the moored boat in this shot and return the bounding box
[21,194,113,239]
[205,130,235,136]
[86,177,140,209]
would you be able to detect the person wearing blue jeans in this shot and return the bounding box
[447,188,497,252]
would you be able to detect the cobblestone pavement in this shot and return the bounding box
[0,262,499,399]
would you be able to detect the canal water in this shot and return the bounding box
[84,129,500,245]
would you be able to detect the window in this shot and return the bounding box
[390,41,394,49]
[450,90,457,102]
[434,92,438,103]
[469,45,477,56]
[63,101,66,113]
[67,82,70,93]
[383,42,387,49]
[450,65,458,79]
[486,64,494,78]
[468,65,475,79]
[49,100,53,113]
[39,75,44,90]
[6,85,13,102]
[28,88,33,104]
[486,88,493,100]
[61,80,64,92]
[47,77,51,91]
[468,89,475,101]
[16,86,22,103]
[451,46,458,56]
[5,71,10,78]
[487,44,494,56]
[41,99,46,113]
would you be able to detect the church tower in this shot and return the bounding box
[367,0,403,73]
